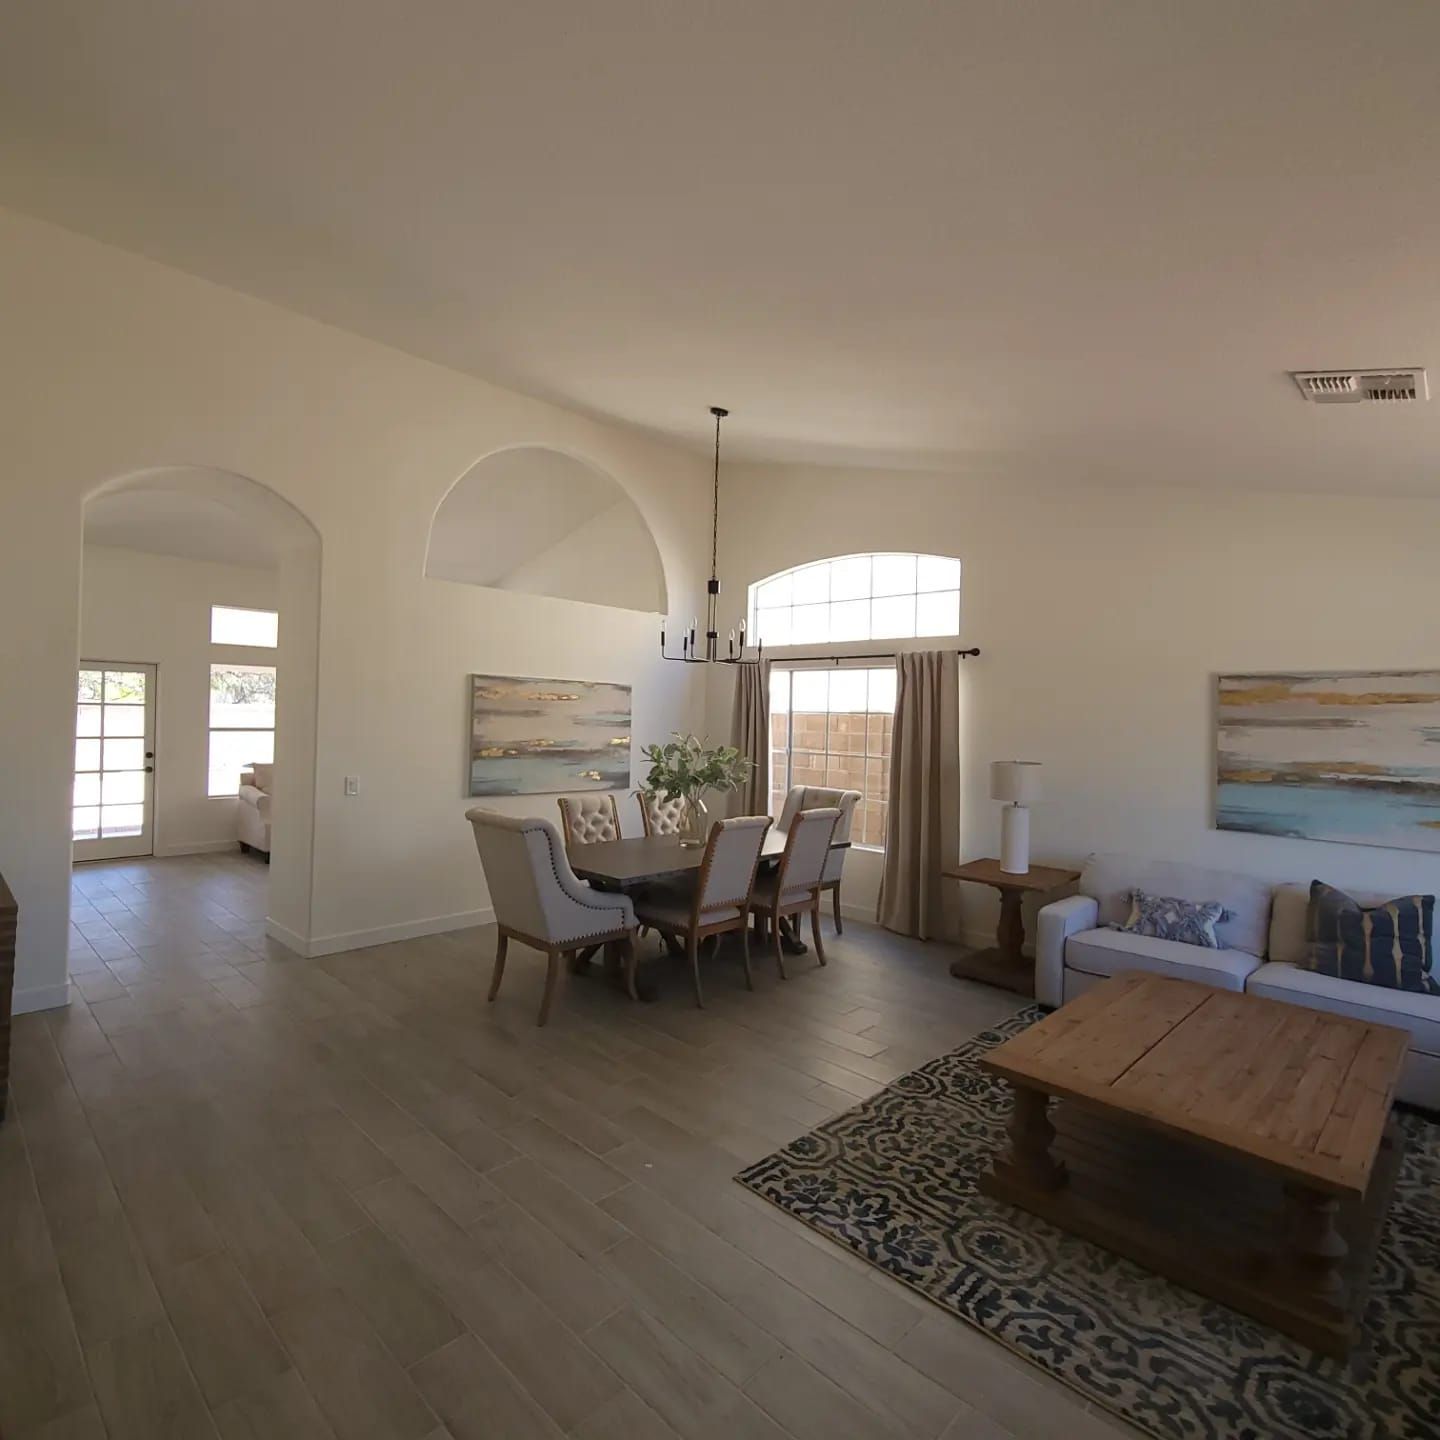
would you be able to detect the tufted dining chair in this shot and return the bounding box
[466,809,637,1025]
[751,807,842,977]
[777,786,862,933]
[634,814,772,1008]
[635,790,687,837]
[557,793,623,848]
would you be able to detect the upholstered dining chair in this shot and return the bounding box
[777,786,862,933]
[635,790,687,837]
[633,815,772,1008]
[466,809,637,1025]
[751,806,842,978]
[557,793,623,848]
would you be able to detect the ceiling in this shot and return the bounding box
[6,2,1440,494]
[85,488,278,570]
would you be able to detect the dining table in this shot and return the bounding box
[567,830,850,998]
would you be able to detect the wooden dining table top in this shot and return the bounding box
[568,830,849,889]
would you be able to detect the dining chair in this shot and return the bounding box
[751,806,842,978]
[635,790,687,837]
[633,814,771,1008]
[777,786,862,933]
[557,793,623,847]
[466,809,637,1025]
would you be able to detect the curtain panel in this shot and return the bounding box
[877,649,961,940]
[729,659,771,816]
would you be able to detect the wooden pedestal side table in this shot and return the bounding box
[0,870,15,1123]
[943,857,1079,997]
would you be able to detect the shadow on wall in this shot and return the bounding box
[425,446,667,614]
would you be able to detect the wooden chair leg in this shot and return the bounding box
[811,900,828,966]
[622,936,639,1002]
[687,930,704,1009]
[832,885,843,935]
[771,911,788,980]
[538,951,561,1026]
[739,920,754,991]
[488,931,509,1001]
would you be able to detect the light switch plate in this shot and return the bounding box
[344,775,359,796]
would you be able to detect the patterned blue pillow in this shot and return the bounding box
[1305,881,1438,995]
[1110,890,1229,949]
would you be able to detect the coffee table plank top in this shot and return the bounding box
[984,972,1407,1196]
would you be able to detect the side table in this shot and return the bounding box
[943,858,1080,997]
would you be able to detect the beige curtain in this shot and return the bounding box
[729,659,770,816]
[877,650,961,940]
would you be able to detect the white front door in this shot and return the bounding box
[73,663,157,861]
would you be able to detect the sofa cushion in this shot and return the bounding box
[1080,852,1274,957]
[1066,927,1260,992]
[1248,961,1440,1056]
[250,761,274,793]
[1113,890,1228,948]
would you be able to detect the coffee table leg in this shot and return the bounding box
[996,1084,1066,1193]
[1279,1184,1348,1312]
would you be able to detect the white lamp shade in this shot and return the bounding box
[990,760,1042,806]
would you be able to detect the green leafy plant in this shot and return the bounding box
[640,733,751,803]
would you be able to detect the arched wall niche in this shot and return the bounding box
[80,465,323,952]
[425,445,668,614]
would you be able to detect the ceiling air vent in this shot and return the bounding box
[1291,368,1428,404]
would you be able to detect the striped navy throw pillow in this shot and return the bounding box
[1305,880,1439,995]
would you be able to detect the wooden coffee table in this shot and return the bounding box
[979,972,1408,1358]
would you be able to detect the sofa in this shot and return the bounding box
[1036,851,1440,1109]
[237,762,272,858]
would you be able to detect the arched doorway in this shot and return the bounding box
[77,466,322,955]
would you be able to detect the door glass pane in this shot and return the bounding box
[102,771,145,805]
[209,729,275,798]
[74,773,101,806]
[210,665,277,728]
[791,670,828,712]
[75,737,101,771]
[77,704,102,736]
[100,804,145,837]
[868,667,897,712]
[103,671,147,703]
[103,704,146,736]
[102,738,145,771]
[73,807,100,840]
[78,670,103,702]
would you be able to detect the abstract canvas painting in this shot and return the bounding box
[1216,671,1440,853]
[469,674,631,797]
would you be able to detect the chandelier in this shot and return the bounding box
[660,406,762,666]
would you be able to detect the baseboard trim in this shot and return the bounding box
[14,982,72,1015]
[153,840,242,858]
[271,907,497,959]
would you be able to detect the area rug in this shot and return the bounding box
[735,1009,1440,1440]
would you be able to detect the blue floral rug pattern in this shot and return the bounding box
[735,1008,1440,1440]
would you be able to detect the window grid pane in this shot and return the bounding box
[768,665,895,849]
[748,553,961,647]
[211,605,279,647]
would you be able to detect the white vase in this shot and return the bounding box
[679,793,710,848]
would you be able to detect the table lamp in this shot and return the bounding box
[991,760,1042,874]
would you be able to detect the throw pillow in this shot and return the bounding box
[1112,890,1229,949]
[1304,881,1438,995]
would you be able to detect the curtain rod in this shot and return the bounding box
[772,647,980,665]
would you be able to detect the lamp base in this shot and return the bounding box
[1000,804,1030,874]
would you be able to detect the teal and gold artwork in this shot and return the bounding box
[1216,671,1440,853]
[469,673,631,796]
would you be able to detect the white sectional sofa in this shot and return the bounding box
[1036,851,1440,1110]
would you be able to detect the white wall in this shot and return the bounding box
[497,502,662,613]
[0,208,709,1012]
[79,544,278,856]
[708,464,1440,943]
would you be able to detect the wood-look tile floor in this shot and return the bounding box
[2,854,1146,1440]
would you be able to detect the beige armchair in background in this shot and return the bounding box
[237,762,273,859]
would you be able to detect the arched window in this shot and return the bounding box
[748,552,960,648]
